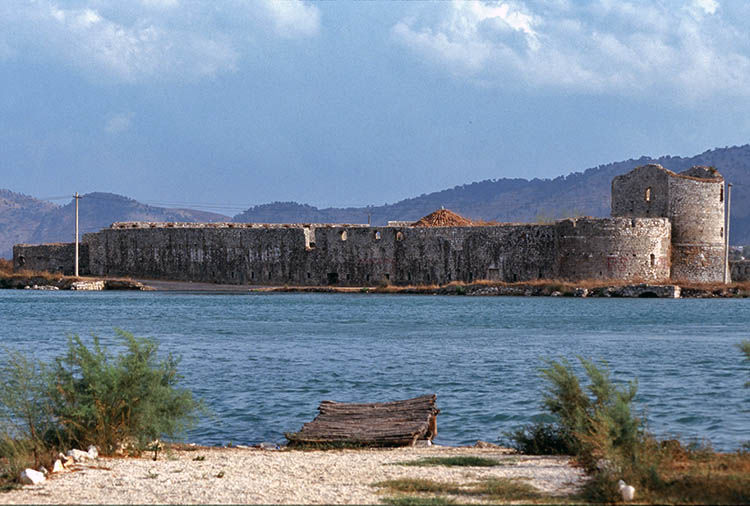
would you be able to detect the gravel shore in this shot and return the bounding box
[1,445,585,504]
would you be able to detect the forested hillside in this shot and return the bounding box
[3,144,749,258]
[234,145,750,244]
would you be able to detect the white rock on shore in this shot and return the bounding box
[19,469,45,485]
[71,281,105,291]
[52,460,65,473]
[65,446,99,462]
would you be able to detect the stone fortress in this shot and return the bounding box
[14,164,737,286]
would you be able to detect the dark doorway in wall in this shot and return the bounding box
[327,272,339,285]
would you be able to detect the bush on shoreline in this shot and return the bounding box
[507,356,750,503]
[0,331,199,487]
[507,358,640,463]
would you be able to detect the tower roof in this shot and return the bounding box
[412,209,473,227]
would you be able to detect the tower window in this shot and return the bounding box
[650,254,655,267]
[720,186,724,202]
[645,187,651,202]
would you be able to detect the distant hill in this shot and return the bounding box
[234,145,750,245]
[0,190,59,259]
[0,192,229,258]
[3,144,750,258]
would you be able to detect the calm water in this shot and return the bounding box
[1,291,748,450]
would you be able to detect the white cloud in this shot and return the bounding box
[259,0,321,38]
[693,0,719,15]
[392,0,750,100]
[0,0,320,83]
[105,112,135,134]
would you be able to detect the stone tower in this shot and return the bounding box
[611,164,726,283]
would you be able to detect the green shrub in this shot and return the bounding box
[0,351,59,470]
[508,357,649,501]
[48,330,200,454]
[741,340,750,361]
[0,351,59,487]
[533,358,641,468]
[505,422,574,455]
[1,330,199,487]
[740,340,750,387]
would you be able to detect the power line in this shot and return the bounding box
[58,193,255,213]
[37,195,75,201]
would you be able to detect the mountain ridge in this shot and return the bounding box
[2,144,749,258]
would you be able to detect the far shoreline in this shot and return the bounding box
[2,265,749,298]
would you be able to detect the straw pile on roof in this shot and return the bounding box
[412,209,473,227]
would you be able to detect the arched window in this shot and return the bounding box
[340,230,347,241]
[645,187,651,202]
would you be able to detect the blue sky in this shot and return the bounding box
[2,0,750,213]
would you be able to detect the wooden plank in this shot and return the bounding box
[286,394,440,447]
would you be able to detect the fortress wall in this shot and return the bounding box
[11,164,729,286]
[76,219,671,286]
[668,175,725,283]
[611,164,671,218]
[84,227,309,284]
[388,225,559,285]
[452,225,559,283]
[555,217,671,282]
[303,226,398,285]
[271,224,559,286]
[81,223,561,286]
[12,243,88,275]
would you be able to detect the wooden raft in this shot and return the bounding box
[286,394,439,447]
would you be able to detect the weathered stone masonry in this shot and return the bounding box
[71,218,668,285]
[13,164,730,285]
[612,164,726,283]
[12,242,89,275]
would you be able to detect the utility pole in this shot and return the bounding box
[74,192,80,277]
[725,183,732,284]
